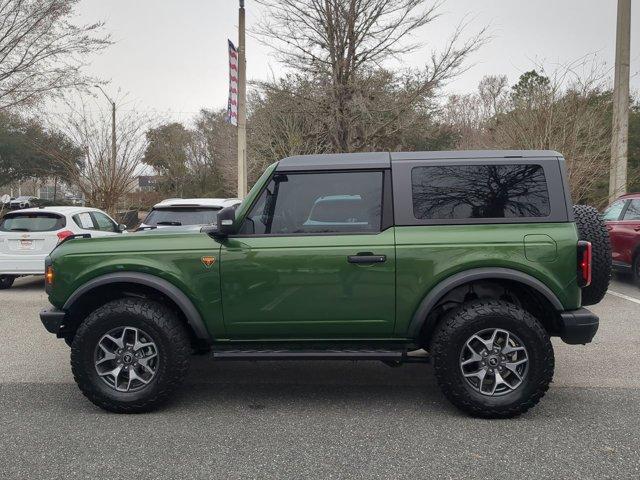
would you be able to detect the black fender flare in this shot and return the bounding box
[407,267,564,338]
[62,272,211,343]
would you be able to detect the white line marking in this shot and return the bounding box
[607,290,640,305]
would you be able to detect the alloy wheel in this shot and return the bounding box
[459,328,529,396]
[94,326,159,392]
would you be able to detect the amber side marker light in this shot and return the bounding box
[45,266,54,285]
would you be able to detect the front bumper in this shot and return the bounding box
[559,308,599,345]
[40,308,67,337]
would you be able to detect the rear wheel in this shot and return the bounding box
[70,298,191,413]
[431,300,554,418]
[0,275,15,289]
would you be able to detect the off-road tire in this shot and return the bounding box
[0,275,15,289]
[70,298,190,413]
[431,300,554,419]
[573,204,611,306]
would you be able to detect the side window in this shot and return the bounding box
[411,164,550,220]
[240,171,384,235]
[622,200,640,221]
[73,212,96,230]
[602,200,626,221]
[92,212,118,232]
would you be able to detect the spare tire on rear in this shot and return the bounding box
[573,204,611,306]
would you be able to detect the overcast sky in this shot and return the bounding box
[74,0,639,122]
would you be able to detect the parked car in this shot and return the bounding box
[0,206,125,289]
[9,195,38,210]
[137,198,241,230]
[39,150,609,418]
[603,193,640,282]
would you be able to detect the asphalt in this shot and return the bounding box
[1,275,639,479]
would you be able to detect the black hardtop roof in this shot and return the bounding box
[276,150,563,171]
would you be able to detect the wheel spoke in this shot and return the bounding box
[463,367,487,383]
[461,351,482,367]
[487,329,500,351]
[104,333,124,349]
[127,368,149,391]
[96,351,116,365]
[502,344,526,355]
[504,359,527,380]
[490,371,512,395]
[467,335,490,356]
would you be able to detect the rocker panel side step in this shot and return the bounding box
[211,349,430,362]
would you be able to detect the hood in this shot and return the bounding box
[50,229,219,258]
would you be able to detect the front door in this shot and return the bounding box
[615,199,640,266]
[603,199,627,265]
[220,169,396,339]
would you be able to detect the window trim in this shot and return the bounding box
[232,168,393,238]
[392,157,570,226]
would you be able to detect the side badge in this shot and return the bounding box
[201,256,216,268]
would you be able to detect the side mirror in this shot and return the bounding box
[117,224,127,233]
[215,206,236,237]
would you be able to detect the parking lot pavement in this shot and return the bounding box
[1,276,639,479]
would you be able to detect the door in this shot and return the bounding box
[220,169,396,339]
[603,199,628,265]
[614,199,640,265]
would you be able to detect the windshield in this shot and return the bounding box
[142,207,221,226]
[0,212,65,232]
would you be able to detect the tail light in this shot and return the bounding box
[577,240,592,287]
[56,230,74,243]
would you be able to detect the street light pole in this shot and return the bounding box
[237,0,247,199]
[609,0,631,202]
[95,85,117,182]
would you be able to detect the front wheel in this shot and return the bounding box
[0,275,15,289]
[70,298,191,413]
[431,300,554,418]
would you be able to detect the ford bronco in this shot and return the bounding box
[39,150,610,417]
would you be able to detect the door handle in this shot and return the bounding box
[347,252,386,264]
[606,225,613,231]
[634,226,640,231]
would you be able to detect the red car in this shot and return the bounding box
[603,193,640,282]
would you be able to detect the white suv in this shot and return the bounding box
[138,198,240,230]
[0,207,123,289]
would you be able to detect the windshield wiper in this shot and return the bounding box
[9,228,30,232]
[156,221,182,226]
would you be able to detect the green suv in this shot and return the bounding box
[39,151,610,417]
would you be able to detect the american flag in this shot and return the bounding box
[226,39,239,126]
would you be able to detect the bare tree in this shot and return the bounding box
[46,98,148,214]
[490,67,612,205]
[443,63,614,206]
[0,0,110,111]
[255,0,487,152]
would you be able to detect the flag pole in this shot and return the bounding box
[237,0,247,199]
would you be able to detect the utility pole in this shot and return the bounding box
[609,0,631,202]
[95,85,117,182]
[237,0,247,198]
